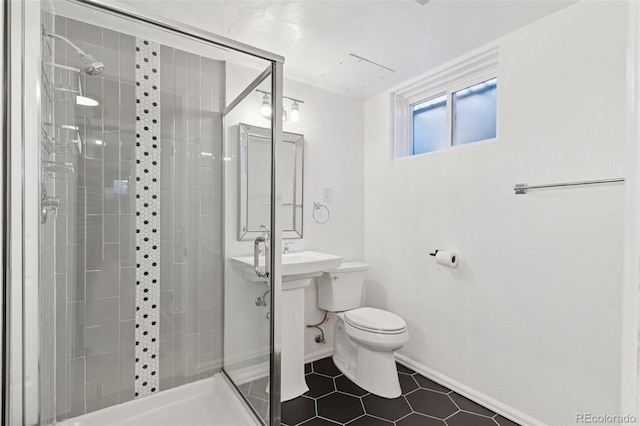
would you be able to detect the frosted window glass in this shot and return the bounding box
[412,94,447,155]
[452,78,497,146]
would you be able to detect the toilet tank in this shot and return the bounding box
[317,262,369,312]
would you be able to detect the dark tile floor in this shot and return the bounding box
[240,357,521,426]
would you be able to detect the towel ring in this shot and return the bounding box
[313,202,330,224]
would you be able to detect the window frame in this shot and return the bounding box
[392,44,500,159]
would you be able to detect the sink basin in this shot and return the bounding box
[229,251,343,284]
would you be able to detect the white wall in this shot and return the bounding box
[364,2,627,425]
[279,75,364,358]
[223,62,365,375]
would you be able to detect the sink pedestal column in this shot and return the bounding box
[229,252,343,402]
[281,279,310,401]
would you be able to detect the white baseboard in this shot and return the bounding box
[231,361,269,385]
[305,346,334,364]
[229,348,335,385]
[394,353,544,426]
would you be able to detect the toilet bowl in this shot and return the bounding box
[318,263,409,398]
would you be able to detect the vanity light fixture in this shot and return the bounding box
[256,89,305,122]
[290,101,300,122]
[261,93,272,117]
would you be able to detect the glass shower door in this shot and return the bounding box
[222,69,283,425]
[12,1,284,424]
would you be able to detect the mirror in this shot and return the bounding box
[238,123,304,240]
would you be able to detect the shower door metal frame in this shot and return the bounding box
[1,0,9,424]
[4,0,285,424]
[6,1,41,425]
[269,61,284,424]
[70,0,283,63]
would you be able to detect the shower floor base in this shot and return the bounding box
[57,374,260,426]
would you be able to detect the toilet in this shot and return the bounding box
[317,262,409,399]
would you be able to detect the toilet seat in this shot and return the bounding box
[344,307,406,335]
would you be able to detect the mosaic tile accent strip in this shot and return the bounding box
[134,38,161,398]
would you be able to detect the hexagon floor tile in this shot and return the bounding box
[347,415,394,425]
[282,396,317,426]
[241,357,522,425]
[304,373,336,398]
[362,394,412,422]
[405,389,458,419]
[396,413,445,426]
[317,392,365,424]
[312,357,342,377]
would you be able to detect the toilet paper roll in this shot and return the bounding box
[435,251,458,268]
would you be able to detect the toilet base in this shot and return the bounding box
[332,320,402,399]
[357,346,402,398]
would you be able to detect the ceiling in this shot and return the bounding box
[117,0,577,99]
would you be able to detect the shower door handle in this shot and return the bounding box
[254,235,270,279]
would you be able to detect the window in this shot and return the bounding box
[451,78,497,146]
[412,94,447,155]
[392,45,499,159]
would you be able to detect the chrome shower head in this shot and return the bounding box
[44,30,106,76]
[83,55,105,76]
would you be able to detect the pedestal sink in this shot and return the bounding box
[229,251,342,401]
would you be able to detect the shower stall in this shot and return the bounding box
[2,0,284,424]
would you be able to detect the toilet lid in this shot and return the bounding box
[344,307,406,332]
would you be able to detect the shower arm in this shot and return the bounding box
[42,28,105,76]
[43,29,90,61]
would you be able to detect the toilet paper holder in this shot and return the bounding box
[430,249,458,266]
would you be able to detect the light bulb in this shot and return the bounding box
[76,95,99,107]
[282,108,287,121]
[290,102,300,122]
[261,94,272,117]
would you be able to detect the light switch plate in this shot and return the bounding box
[322,186,333,202]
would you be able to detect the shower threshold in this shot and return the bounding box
[57,374,260,426]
